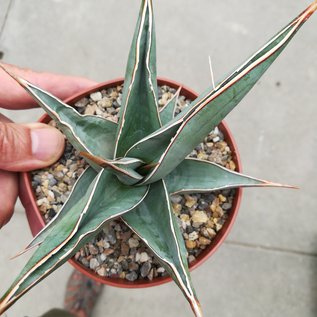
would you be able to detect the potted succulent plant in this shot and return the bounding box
[19,77,244,290]
[0,1,316,316]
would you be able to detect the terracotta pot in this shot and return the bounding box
[19,78,242,288]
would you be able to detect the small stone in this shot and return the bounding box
[147,269,154,280]
[157,267,165,273]
[119,272,126,279]
[188,231,199,241]
[135,252,141,262]
[84,104,98,115]
[96,240,110,249]
[210,203,217,213]
[172,203,182,215]
[139,252,150,263]
[75,98,89,108]
[57,182,67,192]
[121,231,133,241]
[97,97,112,108]
[170,195,182,204]
[191,210,208,224]
[126,271,138,282]
[100,253,107,262]
[106,230,117,245]
[48,178,57,186]
[188,255,196,263]
[128,262,139,271]
[103,248,115,256]
[88,244,99,255]
[218,194,227,202]
[216,223,223,231]
[186,240,196,249]
[81,258,89,267]
[228,160,236,171]
[185,195,197,208]
[128,238,139,248]
[207,228,217,238]
[55,164,65,172]
[90,92,102,102]
[116,97,122,106]
[199,237,211,246]
[97,266,107,277]
[222,202,232,211]
[198,200,209,210]
[140,262,152,277]
[213,206,224,217]
[197,152,208,160]
[89,258,99,270]
[121,243,129,256]
[180,214,190,222]
[212,136,220,143]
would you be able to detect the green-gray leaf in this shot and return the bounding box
[159,86,181,125]
[128,7,315,185]
[122,180,202,317]
[0,66,117,161]
[19,166,98,256]
[114,0,161,158]
[165,158,294,194]
[0,171,149,314]
[80,153,144,186]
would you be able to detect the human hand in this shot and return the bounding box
[0,63,97,228]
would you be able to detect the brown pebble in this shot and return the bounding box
[186,240,197,249]
[172,203,182,215]
[128,262,139,271]
[103,248,115,256]
[191,210,208,223]
[147,268,154,281]
[199,237,211,246]
[121,243,129,256]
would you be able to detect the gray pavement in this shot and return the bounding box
[0,0,317,316]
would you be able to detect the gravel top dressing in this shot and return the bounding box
[32,85,236,282]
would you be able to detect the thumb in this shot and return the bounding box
[0,122,65,171]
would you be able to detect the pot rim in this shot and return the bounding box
[19,77,242,288]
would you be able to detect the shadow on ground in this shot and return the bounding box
[310,237,317,316]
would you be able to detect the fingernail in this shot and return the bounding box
[31,127,64,162]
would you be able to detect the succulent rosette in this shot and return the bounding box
[0,1,316,316]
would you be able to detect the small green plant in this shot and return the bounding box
[0,1,316,316]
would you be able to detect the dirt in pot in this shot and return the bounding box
[31,85,236,282]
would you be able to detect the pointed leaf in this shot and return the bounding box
[0,65,117,161]
[159,87,181,125]
[0,171,149,314]
[114,0,161,158]
[80,152,144,185]
[122,180,202,317]
[17,167,98,257]
[165,158,295,194]
[128,3,317,185]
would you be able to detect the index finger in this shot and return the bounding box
[0,63,97,110]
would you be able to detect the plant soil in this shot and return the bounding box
[31,84,236,282]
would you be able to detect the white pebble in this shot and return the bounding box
[90,92,102,101]
[139,252,150,263]
[188,232,199,241]
[89,258,99,270]
[157,267,165,273]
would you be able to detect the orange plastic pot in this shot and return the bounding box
[19,78,242,288]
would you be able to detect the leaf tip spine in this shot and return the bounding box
[262,180,298,189]
[190,297,204,317]
[0,63,29,88]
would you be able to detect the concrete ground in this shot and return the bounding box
[0,0,317,316]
